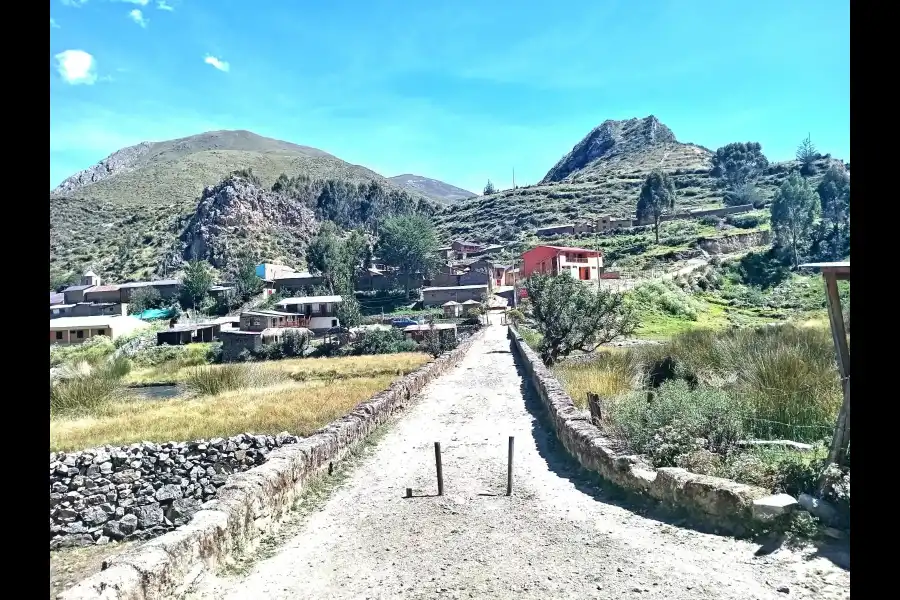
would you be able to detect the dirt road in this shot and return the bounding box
[187,323,849,600]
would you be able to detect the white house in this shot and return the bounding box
[49,315,150,346]
[274,295,343,332]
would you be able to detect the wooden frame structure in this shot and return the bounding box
[801,262,850,469]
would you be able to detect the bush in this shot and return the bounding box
[606,380,748,457]
[630,280,699,320]
[50,335,116,367]
[418,329,459,358]
[725,213,763,229]
[49,357,132,416]
[183,363,275,396]
[351,328,417,355]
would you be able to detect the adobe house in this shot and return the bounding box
[118,279,182,303]
[218,327,311,362]
[156,323,221,346]
[255,263,296,281]
[402,323,458,343]
[49,315,149,346]
[272,272,326,295]
[421,284,488,308]
[521,245,605,281]
[83,284,122,304]
[238,309,304,332]
[442,301,462,318]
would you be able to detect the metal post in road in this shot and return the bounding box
[434,442,444,496]
[506,436,515,496]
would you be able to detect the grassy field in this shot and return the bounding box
[50,352,430,451]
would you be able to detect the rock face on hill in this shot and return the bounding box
[53,142,154,194]
[172,174,318,271]
[541,116,680,183]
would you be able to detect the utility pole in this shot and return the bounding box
[512,167,516,190]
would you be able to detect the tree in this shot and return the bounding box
[130,287,164,313]
[770,173,820,269]
[525,273,637,366]
[50,269,79,292]
[180,260,214,310]
[377,215,439,298]
[796,134,818,175]
[816,164,851,260]
[636,169,677,243]
[710,142,770,190]
[234,256,263,302]
[306,222,348,294]
[484,180,497,195]
[723,181,763,208]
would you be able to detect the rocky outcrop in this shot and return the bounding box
[175,175,318,269]
[52,142,154,195]
[541,116,678,183]
[388,174,476,204]
[60,330,485,600]
[49,433,300,550]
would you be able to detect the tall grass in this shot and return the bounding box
[556,324,841,443]
[183,363,281,396]
[50,357,132,416]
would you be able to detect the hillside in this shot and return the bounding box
[50,130,428,283]
[434,115,843,243]
[388,174,476,204]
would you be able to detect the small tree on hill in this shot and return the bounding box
[796,134,818,175]
[710,142,769,204]
[233,256,264,302]
[770,173,820,269]
[636,169,677,244]
[130,287,164,313]
[483,180,497,195]
[816,164,851,260]
[180,260,214,311]
[525,273,637,366]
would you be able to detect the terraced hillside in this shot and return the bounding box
[434,116,843,243]
[388,174,476,204]
[49,130,427,283]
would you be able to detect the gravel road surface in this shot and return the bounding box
[187,323,850,600]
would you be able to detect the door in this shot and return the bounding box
[579,267,590,280]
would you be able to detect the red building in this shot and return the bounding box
[521,245,604,281]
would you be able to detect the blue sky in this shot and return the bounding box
[50,0,849,193]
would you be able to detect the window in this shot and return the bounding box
[98,329,106,335]
[320,304,327,314]
[76,330,84,339]
[55,331,63,340]
[331,319,338,327]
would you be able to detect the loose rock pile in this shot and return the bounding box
[49,432,299,549]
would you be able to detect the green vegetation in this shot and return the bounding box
[524,273,637,365]
[180,259,214,310]
[552,324,843,499]
[770,173,820,269]
[377,215,440,297]
[50,357,132,416]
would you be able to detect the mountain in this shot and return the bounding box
[434,115,842,244]
[388,174,476,204]
[50,130,429,283]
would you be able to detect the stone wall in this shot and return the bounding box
[60,329,485,600]
[507,326,795,533]
[50,433,299,550]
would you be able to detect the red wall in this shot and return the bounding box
[521,246,560,278]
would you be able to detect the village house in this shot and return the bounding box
[442,301,462,318]
[83,284,123,304]
[118,279,181,303]
[49,315,149,346]
[157,323,221,346]
[239,309,304,331]
[422,284,488,308]
[521,245,605,281]
[255,263,296,281]
[218,326,310,362]
[274,295,342,332]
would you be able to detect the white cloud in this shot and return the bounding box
[60,0,88,7]
[117,0,149,5]
[128,9,148,27]
[156,1,174,10]
[50,18,60,28]
[54,50,98,85]
[204,55,230,72]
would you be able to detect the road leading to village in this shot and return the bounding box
[186,322,850,600]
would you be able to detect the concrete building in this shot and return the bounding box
[81,270,100,287]
[256,263,296,281]
[157,323,221,346]
[535,224,575,237]
[62,284,95,305]
[119,280,182,303]
[70,302,129,318]
[50,304,75,319]
[239,309,305,332]
[521,245,604,281]
[50,292,64,306]
[422,284,488,308]
[218,327,311,362]
[274,295,342,332]
[49,315,149,345]
[83,285,122,304]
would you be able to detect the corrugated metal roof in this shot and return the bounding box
[50,293,64,305]
[422,284,488,292]
[48,315,146,329]
[119,279,181,289]
[276,295,343,305]
[543,245,603,254]
[272,271,318,280]
[84,285,121,293]
[442,301,461,306]
[63,284,94,292]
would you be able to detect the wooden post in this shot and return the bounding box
[822,271,851,470]
[587,393,603,426]
[405,487,412,498]
[434,442,444,496]
[506,436,514,496]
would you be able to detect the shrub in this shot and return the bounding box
[725,213,763,229]
[206,342,223,364]
[419,329,459,358]
[50,335,116,367]
[183,363,275,396]
[630,280,699,320]
[351,328,417,355]
[606,380,748,456]
[49,357,131,416]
